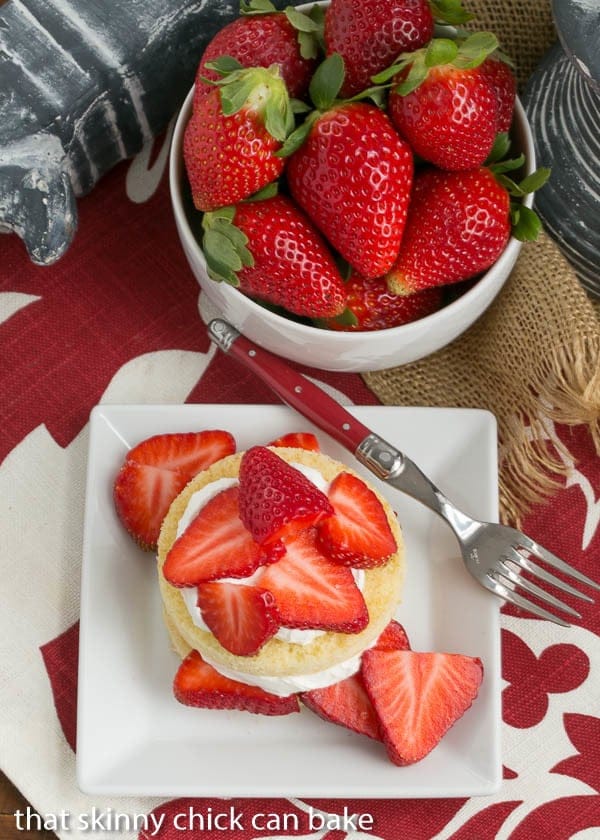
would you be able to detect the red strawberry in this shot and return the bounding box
[196,581,280,656]
[361,650,484,764]
[238,446,333,546]
[302,674,382,740]
[193,4,318,107]
[317,472,397,568]
[287,101,413,279]
[480,54,516,133]
[322,272,443,331]
[128,430,235,475]
[301,619,410,738]
[258,529,368,632]
[202,196,347,319]
[184,66,292,212]
[373,619,411,652]
[325,0,434,97]
[386,34,500,171]
[113,430,235,550]
[174,650,299,714]
[268,432,321,452]
[162,486,270,587]
[386,166,511,294]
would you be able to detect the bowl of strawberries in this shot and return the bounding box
[170,0,547,372]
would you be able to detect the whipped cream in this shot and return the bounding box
[172,460,368,695]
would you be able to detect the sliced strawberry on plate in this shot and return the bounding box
[174,650,299,715]
[259,529,368,632]
[317,472,397,568]
[302,675,382,740]
[361,650,484,765]
[127,430,236,475]
[268,432,320,452]
[238,446,333,546]
[114,430,236,551]
[373,619,411,652]
[162,486,270,587]
[302,619,410,738]
[196,581,280,656]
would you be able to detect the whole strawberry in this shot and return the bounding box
[383,34,500,171]
[184,65,293,212]
[324,0,434,97]
[322,272,443,331]
[385,159,554,295]
[480,54,516,133]
[386,167,510,294]
[286,58,413,280]
[193,1,320,108]
[202,195,347,318]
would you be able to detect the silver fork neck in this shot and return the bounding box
[355,433,474,536]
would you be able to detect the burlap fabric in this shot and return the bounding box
[364,0,600,525]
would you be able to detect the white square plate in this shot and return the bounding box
[77,404,501,797]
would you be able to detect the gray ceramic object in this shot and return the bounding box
[0,0,293,265]
[523,0,600,297]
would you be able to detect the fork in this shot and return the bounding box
[208,318,599,627]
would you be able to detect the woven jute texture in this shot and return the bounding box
[364,0,600,525]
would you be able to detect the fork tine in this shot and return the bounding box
[496,563,581,618]
[515,533,600,591]
[506,549,594,603]
[488,577,571,627]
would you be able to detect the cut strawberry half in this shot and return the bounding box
[113,430,236,550]
[196,581,280,656]
[238,446,333,546]
[174,650,299,715]
[302,675,382,740]
[361,650,484,765]
[373,620,411,652]
[317,472,397,568]
[163,486,269,587]
[268,432,320,452]
[114,461,190,551]
[301,619,411,739]
[128,430,236,474]
[258,529,368,632]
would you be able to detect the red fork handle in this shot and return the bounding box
[207,319,372,453]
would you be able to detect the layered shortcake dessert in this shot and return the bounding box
[114,429,483,765]
[157,442,404,699]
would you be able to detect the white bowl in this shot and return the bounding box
[170,71,535,373]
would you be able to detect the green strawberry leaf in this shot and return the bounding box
[333,307,359,327]
[204,56,244,76]
[371,61,407,85]
[519,167,551,194]
[245,182,279,201]
[486,131,511,164]
[309,53,345,110]
[202,208,255,286]
[429,0,474,25]
[512,205,543,241]
[396,56,428,95]
[285,7,322,59]
[453,32,499,69]
[490,153,526,174]
[285,6,321,32]
[276,114,315,157]
[240,0,276,15]
[425,38,459,67]
[291,97,312,114]
[496,173,524,196]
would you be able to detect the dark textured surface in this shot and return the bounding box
[552,0,600,91]
[524,41,600,297]
[0,0,294,265]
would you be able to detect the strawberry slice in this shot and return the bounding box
[302,675,382,740]
[317,472,397,568]
[163,486,270,587]
[301,619,411,738]
[258,529,368,632]
[114,430,236,550]
[361,650,484,765]
[268,432,320,452]
[196,581,280,656]
[374,619,411,652]
[127,430,235,474]
[238,446,333,546]
[174,650,299,715]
